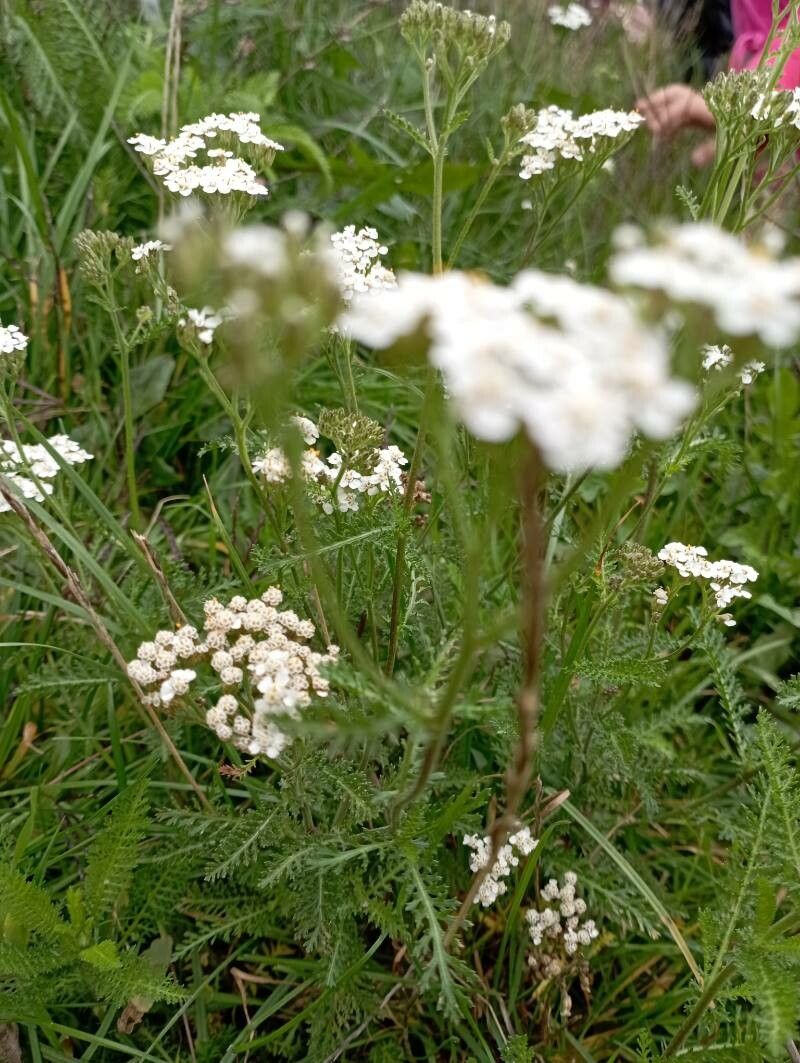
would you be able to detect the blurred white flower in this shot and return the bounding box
[343,269,694,473]
[548,2,592,29]
[611,223,800,346]
[181,306,224,344]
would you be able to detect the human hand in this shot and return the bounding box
[635,85,715,139]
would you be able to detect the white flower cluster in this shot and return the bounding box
[463,828,538,907]
[180,306,224,345]
[128,112,283,198]
[548,2,592,29]
[0,434,93,512]
[526,872,599,956]
[658,542,759,625]
[330,226,397,304]
[750,86,800,129]
[342,269,694,472]
[0,320,28,356]
[131,239,171,270]
[701,344,765,385]
[611,223,800,347]
[252,416,408,514]
[519,105,643,179]
[127,587,339,760]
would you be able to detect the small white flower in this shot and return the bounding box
[548,2,592,29]
[131,239,171,265]
[0,321,28,356]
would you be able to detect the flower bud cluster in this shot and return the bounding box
[129,112,283,199]
[0,435,93,513]
[526,872,598,956]
[127,587,339,760]
[463,828,538,907]
[400,1,510,61]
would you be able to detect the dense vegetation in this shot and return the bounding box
[1,1,799,1060]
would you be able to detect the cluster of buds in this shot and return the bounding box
[400,1,511,84]
[127,587,339,761]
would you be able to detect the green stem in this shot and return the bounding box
[663,962,736,1057]
[385,365,438,675]
[446,157,504,270]
[103,281,141,530]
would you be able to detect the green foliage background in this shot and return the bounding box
[1,1,799,1060]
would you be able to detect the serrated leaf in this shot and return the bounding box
[80,939,121,970]
[382,108,431,153]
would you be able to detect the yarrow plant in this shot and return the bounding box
[5,2,800,1059]
[329,225,396,304]
[611,222,800,345]
[127,587,338,759]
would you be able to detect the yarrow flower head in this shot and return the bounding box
[127,587,339,760]
[548,2,592,29]
[610,222,800,347]
[0,434,93,513]
[463,828,538,907]
[657,542,759,624]
[330,226,396,304]
[526,871,599,957]
[342,269,694,473]
[128,112,283,199]
[519,105,643,179]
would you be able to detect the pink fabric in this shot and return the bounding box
[730,0,800,88]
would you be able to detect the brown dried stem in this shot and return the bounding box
[444,441,546,948]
